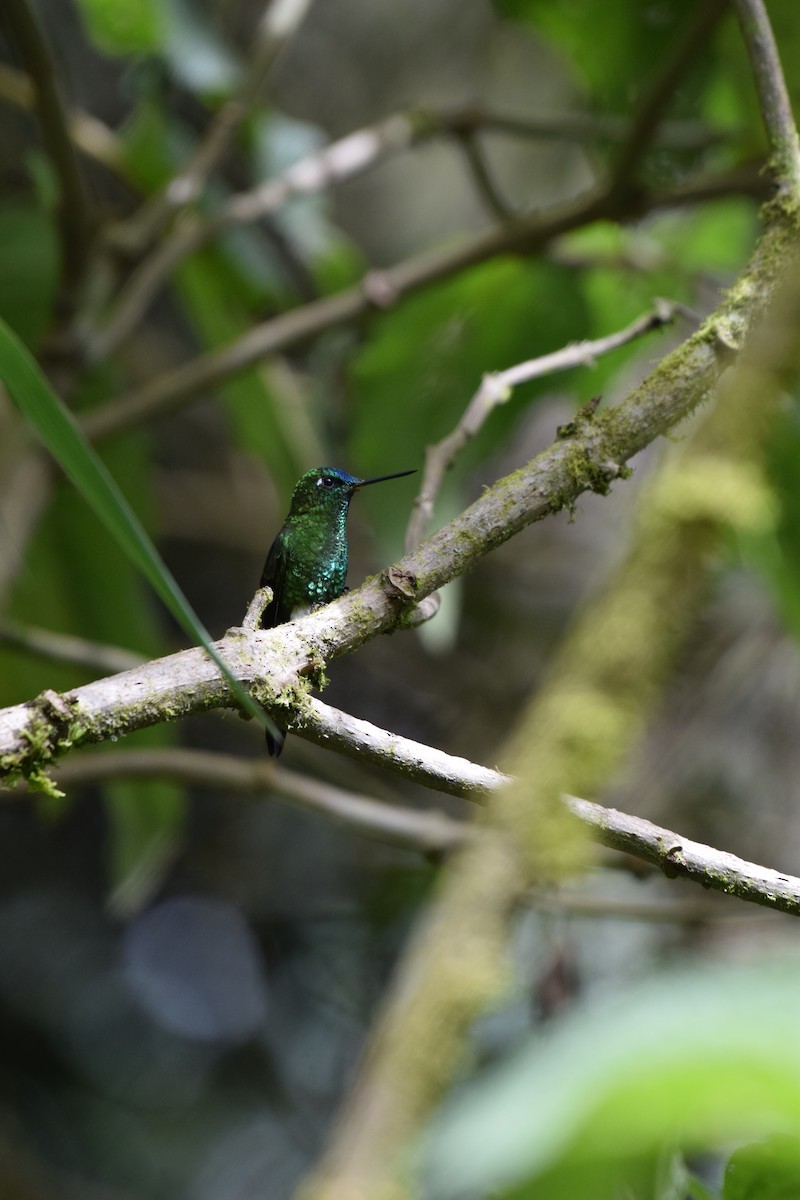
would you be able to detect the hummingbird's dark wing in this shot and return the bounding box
[259,527,289,628]
[259,529,289,756]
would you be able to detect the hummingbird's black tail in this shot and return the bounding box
[266,723,286,757]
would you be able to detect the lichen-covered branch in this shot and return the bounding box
[2,203,799,788]
[566,797,800,916]
[296,237,800,1200]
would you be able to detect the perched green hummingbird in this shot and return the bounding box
[260,465,416,755]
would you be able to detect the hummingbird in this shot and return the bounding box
[260,466,416,755]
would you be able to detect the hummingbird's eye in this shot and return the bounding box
[317,476,335,489]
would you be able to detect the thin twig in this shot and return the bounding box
[0,621,145,674]
[88,113,418,361]
[43,748,474,856]
[3,0,91,291]
[404,298,680,553]
[87,97,737,362]
[241,586,274,631]
[731,0,800,195]
[566,796,800,916]
[5,741,800,917]
[455,130,515,222]
[110,0,314,257]
[79,168,768,444]
[297,698,504,797]
[445,108,730,151]
[0,63,132,182]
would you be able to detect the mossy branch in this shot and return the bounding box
[1,205,799,788]
[297,238,800,1200]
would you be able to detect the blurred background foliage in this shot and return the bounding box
[1,0,800,1196]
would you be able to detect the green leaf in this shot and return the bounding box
[724,1136,800,1200]
[174,250,310,496]
[105,771,185,917]
[3,431,163,704]
[0,318,276,738]
[0,203,59,348]
[248,113,344,265]
[740,403,800,644]
[161,0,241,94]
[120,98,183,193]
[2,426,186,903]
[497,0,706,115]
[424,964,800,1199]
[686,1174,721,1200]
[73,0,161,54]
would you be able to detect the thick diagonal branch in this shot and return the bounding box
[297,233,800,1200]
[1,205,797,781]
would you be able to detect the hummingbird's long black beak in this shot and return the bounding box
[355,469,416,488]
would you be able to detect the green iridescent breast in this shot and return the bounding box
[281,505,350,616]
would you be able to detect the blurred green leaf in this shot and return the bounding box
[425,964,800,1199]
[0,318,274,734]
[0,204,59,348]
[653,201,759,274]
[504,1150,677,1200]
[687,1175,720,1200]
[105,770,185,917]
[161,0,240,94]
[724,1136,800,1200]
[248,113,344,264]
[120,98,182,192]
[740,403,800,644]
[3,426,184,902]
[74,0,161,54]
[495,0,707,113]
[175,250,310,496]
[5,434,161,698]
